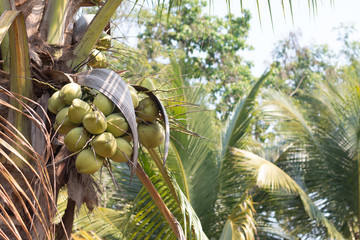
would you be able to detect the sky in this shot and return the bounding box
[212,0,360,76]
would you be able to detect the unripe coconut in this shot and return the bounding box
[110,138,133,163]
[106,113,129,137]
[59,83,82,105]
[64,127,89,152]
[96,31,111,50]
[88,49,107,68]
[48,91,67,114]
[137,121,165,148]
[93,92,115,116]
[83,110,107,134]
[128,85,139,108]
[136,97,160,122]
[54,107,79,134]
[68,99,92,124]
[92,132,117,157]
[75,149,104,174]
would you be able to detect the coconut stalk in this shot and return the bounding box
[0,0,11,72]
[147,147,180,206]
[44,0,69,45]
[134,162,185,239]
[0,11,33,168]
[68,0,124,71]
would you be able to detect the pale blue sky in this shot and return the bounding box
[213,0,360,76]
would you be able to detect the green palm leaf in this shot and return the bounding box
[232,148,344,239]
[221,69,271,159]
[260,75,359,238]
[124,166,208,240]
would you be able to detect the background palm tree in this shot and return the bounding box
[253,62,360,239]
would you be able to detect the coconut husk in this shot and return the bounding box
[67,168,100,212]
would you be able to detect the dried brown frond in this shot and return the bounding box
[0,87,55,239]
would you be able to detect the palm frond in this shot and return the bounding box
[219,193,257,240]
[74,206,127,239]
[262,90,319,148]
[124,161,208,240]
[232,148,344,239]
[72,229,104,240]
[0,88,54,239]
[221,69,271,159]
[211,70,271,238]
[261,75,359,237]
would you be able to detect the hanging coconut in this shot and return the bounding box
[68,99,92,124]
[96,31,111,50]
[110,138,133,163]
[92,132,117,158]
[48,91,67,114]
[75,149,104,174]
[93,92,115,116]
[54,107,79,134]
[64,127,89,152]
[128,85,139,109]
[83,110,107,135]
[137,121,165,148]
[136,97,160,122]
[88,49,107,68]
[106,113,129,137]
[59,83,82,105]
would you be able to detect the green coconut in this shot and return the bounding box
[136,97,160,122]
[106,113,129,137]
[68,99,92,124]
[75,149,104,174]
[128,85,139,108]
[93,92,115,116]
[54,107,79,134]
[137,121,165,148]
[88,49,107,68]
[64,127,89,152]
[48,91,67,114]
[110,138,133,163]
[83,110,107,134]
[59,83,82,105]
[92,132,117,158]
[96,31,111,50]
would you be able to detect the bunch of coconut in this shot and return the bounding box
[48,82,135,175]
[135,94,165,149]
[74,14,111,69]
[87,30,111,68]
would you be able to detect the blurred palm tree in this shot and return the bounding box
[250,60,360,239]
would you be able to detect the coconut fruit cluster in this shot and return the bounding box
[136,96,165,149]
[49,83,166,175]
[48,83,134,175]
[88,31,111,68]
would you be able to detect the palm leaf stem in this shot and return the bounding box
[134,162,185,239]
[69,0,124,71]
[44,0,69,45]
[169,141,190,200]
[0,0,11,71]
[0,10,33,168]
[147,147,180,206]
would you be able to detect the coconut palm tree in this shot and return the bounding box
[0,0,334,239]
[248,61,360,239]
[71,58,345,239]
